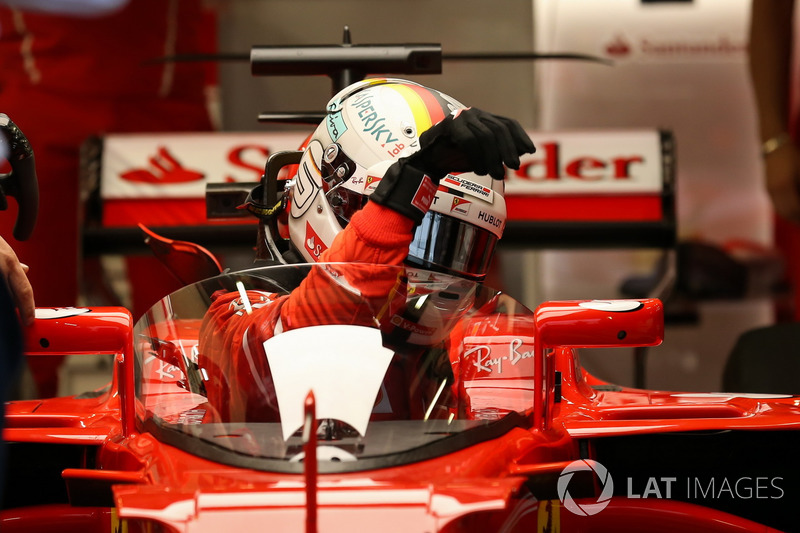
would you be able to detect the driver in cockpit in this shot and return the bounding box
[198,79,536,423]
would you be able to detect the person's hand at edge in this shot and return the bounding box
[764,140,800,224]
[0,236,34,326]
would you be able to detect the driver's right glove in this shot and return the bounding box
[369,107,536,224]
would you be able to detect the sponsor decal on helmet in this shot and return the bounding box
[385,142,407,158]
[430,188,506,238]
[478,211,503,229]
[326,111,347,142]
[411,175,437,213]
[327,77,391,113]
[442,174,494,201]
[451,197,472,216]
[364,174,382,194]
[304,221,328,261]
[351,90,401,146]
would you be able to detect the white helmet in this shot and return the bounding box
[284,78,507,280]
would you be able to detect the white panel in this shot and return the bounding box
[531,0,774,392]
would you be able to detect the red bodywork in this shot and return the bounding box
[1,281,796,533]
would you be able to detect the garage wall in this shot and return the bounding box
[532,0,775,391]
[216,0,539,131]
[217,0,777,392]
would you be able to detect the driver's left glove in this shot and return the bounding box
[369,108,535,224]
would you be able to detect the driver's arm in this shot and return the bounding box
[279,202,413,329]
[281,108,535,329]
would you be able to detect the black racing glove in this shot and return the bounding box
[369,107,536,224]
[410,107,536,181]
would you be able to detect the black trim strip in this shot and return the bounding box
[84,219,676,257]
[142,412,527,474]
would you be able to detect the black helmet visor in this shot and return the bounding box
[407,211,498,280]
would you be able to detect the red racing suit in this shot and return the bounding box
[197,201,418,422]
[197,202,538,424]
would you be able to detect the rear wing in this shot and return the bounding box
[504,129,674,249]
[80,128,675,254]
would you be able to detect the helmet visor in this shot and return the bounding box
[407,211,498,280]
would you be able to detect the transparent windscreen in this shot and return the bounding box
[133,263,537,472]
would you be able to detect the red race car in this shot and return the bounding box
[1,47,797,532]
[1,258,797,533]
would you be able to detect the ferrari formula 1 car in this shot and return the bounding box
[1,257,799,533]
[2,43,800,533]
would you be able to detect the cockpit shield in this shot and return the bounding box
[133,263,536,473]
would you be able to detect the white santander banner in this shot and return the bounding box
[507,129,664,195]
[100,132,310,199]
[100,129,666,199]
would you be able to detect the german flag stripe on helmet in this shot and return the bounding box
[390,83,450,134]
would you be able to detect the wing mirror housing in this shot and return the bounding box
[532,298,664,430]
[535,299,663,349]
